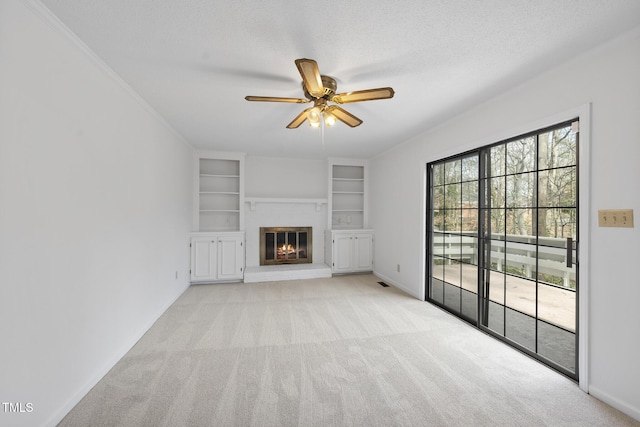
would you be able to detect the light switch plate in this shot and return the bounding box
[598,209,634,228]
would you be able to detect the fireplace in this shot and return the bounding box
[260,227,312,265]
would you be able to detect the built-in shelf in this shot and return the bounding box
[196,155,244,231]
[200,192,240,195]
[329,161,368,229]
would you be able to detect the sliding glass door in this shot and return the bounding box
[429,154,479,323]
[427,120,578,378]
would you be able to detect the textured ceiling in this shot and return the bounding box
[38,0,640,159]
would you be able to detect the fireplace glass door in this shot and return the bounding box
[260,227,312,265]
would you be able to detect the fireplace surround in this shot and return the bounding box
[260,227,312,265]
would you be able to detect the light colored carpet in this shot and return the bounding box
[58,274,639,426]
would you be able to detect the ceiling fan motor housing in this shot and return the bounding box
[303,75,337,100]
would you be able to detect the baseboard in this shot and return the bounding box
[373,271,423,300]
[46,281,190,427]
[588,386,640,422]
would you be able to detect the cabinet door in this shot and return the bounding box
[217,235,244,280]
[191,238,217,281]
[353,232,373,271]
[333,233,353,273]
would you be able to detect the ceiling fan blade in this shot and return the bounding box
[295,58,324,98]
[245,96,310,103]
[332,87,395,104]
[286,107,313,129]
[326,106,362,128]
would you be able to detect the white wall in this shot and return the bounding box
[245,156,326,198]
[0,1,193,426]
[370,28,640,420]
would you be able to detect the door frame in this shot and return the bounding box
[420,104,591,391]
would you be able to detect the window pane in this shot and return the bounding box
[506,136,536,174]
[484,299,505,335]
[444,209,461,233]
[446,231,462,261]
[445,183,461,208]
[432,163,444,186]
[461,263,477,294]
[538,167,576,208]
[505,274,536,351]
[485,208,506,237]
[506,208,536,236]
[444,283,461,313]
[461,286,478,320]
[460,234,477,265]
[433,210,445,233]
[506,306,536,352]
[445,159,461,184]
[430,276,444,304]
[505,275,536,316]
[433,185,446,210]
[461,156,479,181]
[539,126,576,170]
[538,320,575,372]
[488,176,505,209]
[461,209,478,237]
[538,282,576,330]
[506,172,536,208]
[485,270,505,305]
[461,181,478,208]
[538,208,576,239]
[505,241,536,280]
[431,231,444,256]
[432,231,445,257]
[444,260,462,288]
[432,256,445,281]
[490,145,506,177]
[488,239,506,272]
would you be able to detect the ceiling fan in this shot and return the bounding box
[245,58,395,129]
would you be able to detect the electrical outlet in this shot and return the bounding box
[598,209,634,228]
[397,264,400,273]
[175,271,179,280]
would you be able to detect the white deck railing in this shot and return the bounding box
[433,231,576,289]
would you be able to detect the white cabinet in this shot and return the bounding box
[195,151,245,232]
[325,230,374,274]
[190,232,245,282]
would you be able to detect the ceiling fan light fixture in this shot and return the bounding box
[308,107,321,127]
[324,111,336,127]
